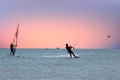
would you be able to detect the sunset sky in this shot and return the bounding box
[0,0,120,49]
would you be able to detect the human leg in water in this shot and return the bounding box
[71,52,79,58]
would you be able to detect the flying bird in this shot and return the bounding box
[108,35,111,38]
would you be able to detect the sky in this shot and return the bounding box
[0,0,120,49]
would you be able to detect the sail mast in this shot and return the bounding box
[15,24,19,47]
[12,24,19,47]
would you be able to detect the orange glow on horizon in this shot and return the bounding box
[0,14,119,49]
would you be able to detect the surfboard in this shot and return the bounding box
[75,56,80,58]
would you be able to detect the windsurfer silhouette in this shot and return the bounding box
[10,43,16,56]
[10,24,19,56]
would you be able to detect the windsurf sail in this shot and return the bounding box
[12,24,19,47]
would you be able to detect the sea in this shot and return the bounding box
[0,49,120,80]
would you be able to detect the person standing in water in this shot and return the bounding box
[10,43,16,56]
[65,43,79,58]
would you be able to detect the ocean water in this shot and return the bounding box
[0,49,120,80]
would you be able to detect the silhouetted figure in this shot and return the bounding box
[10,43,16,56]
[65,43,79,58]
